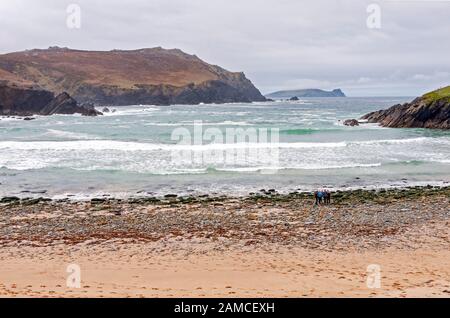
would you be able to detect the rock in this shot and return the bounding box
[343,119,360,126]
[23,117,35,121]
[361,86,450,129]
[289,96,299,101]
[0,83,101,117]
[21,197,51,205]
[40,92,102,116]
[80,102,96,110]
[91,198,106,204]
[102,107,110,113]
[0,83,52,116]
[30,190,47,194]
[0,196,20,203]
[22,198,42,205]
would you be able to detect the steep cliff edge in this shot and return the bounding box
[0,47,266,106]
[361,86,450,129]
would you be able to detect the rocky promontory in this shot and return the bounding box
[0,70,101,116]
[0,47,267,106]
[362,86,450,129]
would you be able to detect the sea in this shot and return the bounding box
[1,97,450,200]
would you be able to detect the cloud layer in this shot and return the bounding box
[1,0,449,96]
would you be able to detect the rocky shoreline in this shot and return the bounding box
[1,185,449,250]
[0,83,101,117]
[362,86,450,129]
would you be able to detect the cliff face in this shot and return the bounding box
[361,86,450,129]
[0,69,100,116]
[0,47,266,106]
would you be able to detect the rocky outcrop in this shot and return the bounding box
[343,119,360,127]
[0,47,267,106]
[361,86,450,129]
[0,83,101,116]
[40,92,101,116]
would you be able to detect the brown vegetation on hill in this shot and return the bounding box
[0,47,266,106]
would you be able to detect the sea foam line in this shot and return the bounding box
[0,137,447,151]
[45,129,99,140]
[0,140,345,151]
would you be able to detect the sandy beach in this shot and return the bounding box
[0,186,449,298]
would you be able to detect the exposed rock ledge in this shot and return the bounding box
[361,86,450,129]
[0,84,101,116]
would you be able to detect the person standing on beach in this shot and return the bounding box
[314,190,324,205]
[325,190,331,205]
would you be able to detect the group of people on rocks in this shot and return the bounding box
[314,189,331,205]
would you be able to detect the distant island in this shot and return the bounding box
[362,86,450,129]
[266,88,346,99]
[0,46,267,113]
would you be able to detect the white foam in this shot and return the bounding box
[0,157,60,170]
[45,129,99,140]
[143,121,251,127]
[99,106,160,116]
[1,136,446,152]
[433,159,450,164]
[0,140,352,152]
[0,117,23,122]
[215,163,382,172]
[353,137,431,145]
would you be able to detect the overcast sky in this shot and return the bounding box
[1,0,449,96]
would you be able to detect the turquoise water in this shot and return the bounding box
[1,97,450,199]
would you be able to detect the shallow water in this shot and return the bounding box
[1,97,450,199]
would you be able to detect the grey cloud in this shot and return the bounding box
[0,0,449,96]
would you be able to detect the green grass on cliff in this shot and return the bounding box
[422,86,450,103]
